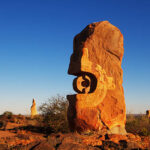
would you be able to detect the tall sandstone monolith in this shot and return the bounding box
[67,21,126,134]
[31,98,38,118]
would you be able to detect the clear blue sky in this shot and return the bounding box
[0,0,149,114]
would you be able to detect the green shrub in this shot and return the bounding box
[39,95,69,133]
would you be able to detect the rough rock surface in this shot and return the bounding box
[67,21,126,134]
[0,131,150,150]
[32,133,150,150]
[146,110,150,118]
[31,99,38,118]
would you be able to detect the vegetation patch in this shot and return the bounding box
[126,114,150,136]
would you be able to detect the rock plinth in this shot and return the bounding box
[31,99,38,118]
[67,21,126,134]
[146,110,150,118]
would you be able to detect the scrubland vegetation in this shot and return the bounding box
[0,95,149,136]
[0,96,150,149]
[39,95,150,136]
[38,95,69,133]
[126,114,150,136]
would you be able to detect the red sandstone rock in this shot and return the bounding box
[32,141,55,150]
[67,21,126,134]
[107,134,128,144]
[0,131,149,149]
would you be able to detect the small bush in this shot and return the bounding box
[2,111,13,119]
[39,95,69,133]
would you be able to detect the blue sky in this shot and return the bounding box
[0,0,150,114]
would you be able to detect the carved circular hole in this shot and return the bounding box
[81,80,89,87]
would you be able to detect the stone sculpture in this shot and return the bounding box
[146,110,150,118]
[31,98,38,118]
[67,21,126,134]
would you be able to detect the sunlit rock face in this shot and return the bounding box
[31,99,38,118]
[67,21,126,134]
[146,110,150,118]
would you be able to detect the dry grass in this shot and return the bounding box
[126,114,150,136]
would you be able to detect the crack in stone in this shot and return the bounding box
[106,49,120,61]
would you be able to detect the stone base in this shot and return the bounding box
[67,95,126,135]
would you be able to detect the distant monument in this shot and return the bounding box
[146,110,150,118]
[67,21,126,134]
[31,98,38,118]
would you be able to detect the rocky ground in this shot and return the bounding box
[0,126,150,150]
[34,132,150,150]
[0,122,45,150]
[0,114,150,150]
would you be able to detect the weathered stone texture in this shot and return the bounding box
[67,21,126,134]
